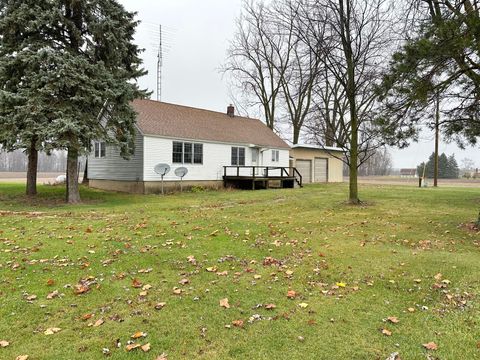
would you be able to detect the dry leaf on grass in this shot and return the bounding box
[0,340,9,347]
[381,329,392,336]
[265,304,276,310]
[93,319,104,327]
[219,298,230,309]
[232,320,244,328]
[131,332,147,339]
[287,290,297,299]
[387,316,399,324]
[16,356,29,360]
[141,343,151,352]
[423,342,438,350]
[44,327,61,335]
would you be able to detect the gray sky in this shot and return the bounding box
[119,0,479,170]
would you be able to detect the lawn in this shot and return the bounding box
[0,183,479,360]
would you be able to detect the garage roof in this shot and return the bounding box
[291,144,344,152]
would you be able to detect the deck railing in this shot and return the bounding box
[223,166,302,187]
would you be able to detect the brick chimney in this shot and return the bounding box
[227,104,235,117]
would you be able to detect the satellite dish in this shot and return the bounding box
[174,167,188,178]
[174,167,188,192]
[154,163,170,195]
[154,163,170,176]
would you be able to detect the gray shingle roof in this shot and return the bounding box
[133,99,290,149]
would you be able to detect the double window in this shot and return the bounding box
[272,150,280,162]
[173,141,203,164]
[231,147,245,166]
[94,141,106,158]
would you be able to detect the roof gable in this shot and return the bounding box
[132,99,290,149]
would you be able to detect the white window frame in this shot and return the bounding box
[172,141,203,164]
[272,150,280,162]
[94,141,106,158]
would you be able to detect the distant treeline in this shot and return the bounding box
[0,149,67,172]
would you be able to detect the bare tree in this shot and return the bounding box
[223,1,294,130]
[299,0,397,203]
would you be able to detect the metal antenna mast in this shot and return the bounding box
[156,25,163,102]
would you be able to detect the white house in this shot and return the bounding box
[88,99,296,194]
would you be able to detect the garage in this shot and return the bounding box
[295,159,312,184]
[314,158,328,182]
[291,145,344,183]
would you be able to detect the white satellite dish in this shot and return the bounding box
[154,163,170,176]
[154,163,171,194]
[174,167,188,192]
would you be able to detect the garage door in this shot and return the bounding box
[314,158,328,183]
[296,160,312,184]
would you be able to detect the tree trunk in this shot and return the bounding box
[26,138,38,196]
[293,126,300,145]
[434,92,440,187]
[348,108,359,204]
[66,147,81,204]
[476,209,480,228]
[82,158,89,185]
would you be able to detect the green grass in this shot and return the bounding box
[0,183,479,359]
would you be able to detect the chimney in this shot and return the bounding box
[227,104,235,117]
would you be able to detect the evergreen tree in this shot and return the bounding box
[0,0,148,203]
[417,152,459,179]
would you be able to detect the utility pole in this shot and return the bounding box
[157,25,163,102]
[434,91,440,187]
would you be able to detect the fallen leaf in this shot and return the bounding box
[253,274,262,280]
[46,279,55,286]
[44,327,61,335]
[232,320,244,328]
[298,303,309,308]
[82,313,93,321]
[336,282,346,287]
[142,284,152,290]
[219,298,230,309]
[26,295,37,301]
[206,267,217,272]
[16,356,29,360]
[131,332,146,339]
[179,278,189,285]
[382,329,392,336]
[265,303,276,310]
[93,319,104,327]
[126,343,141,352]
[407,307,415,313]
[155,353,168,360]
[132,278,143,288]
[0,340,9,348]
[155,302,166,310]
[287,290,297,299]
[172,288,182,295]
[141,343,151,352]
[423,342,438,350]
[387,316,399,324]
[74,284,90,295]
[46,290,59,300]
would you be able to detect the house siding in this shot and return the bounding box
[290,148,344,183]
[88,130,144,181]
[143,136,290,182]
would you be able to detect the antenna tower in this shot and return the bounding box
[157,25,163,102]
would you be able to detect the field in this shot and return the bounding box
[0,183,479,359]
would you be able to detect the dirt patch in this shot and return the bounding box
[460,222,480,234]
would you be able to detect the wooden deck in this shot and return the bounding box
[223,166,302,190]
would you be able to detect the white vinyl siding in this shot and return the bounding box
[143,136,289,181]
[88,130,144,181]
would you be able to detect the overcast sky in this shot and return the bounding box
[119,0,479,170]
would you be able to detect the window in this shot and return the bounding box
[94,141,106,158]
[231,147,245,166]
[272,150,279,162]
[194,144,203,164]
[172,141,203,164]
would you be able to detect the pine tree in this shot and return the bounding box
[0,0,148,203]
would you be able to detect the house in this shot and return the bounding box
[290,144,344,183]
[88,100,297,194]
[400,168,417,178]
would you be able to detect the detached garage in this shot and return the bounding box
[290,145,344,184]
